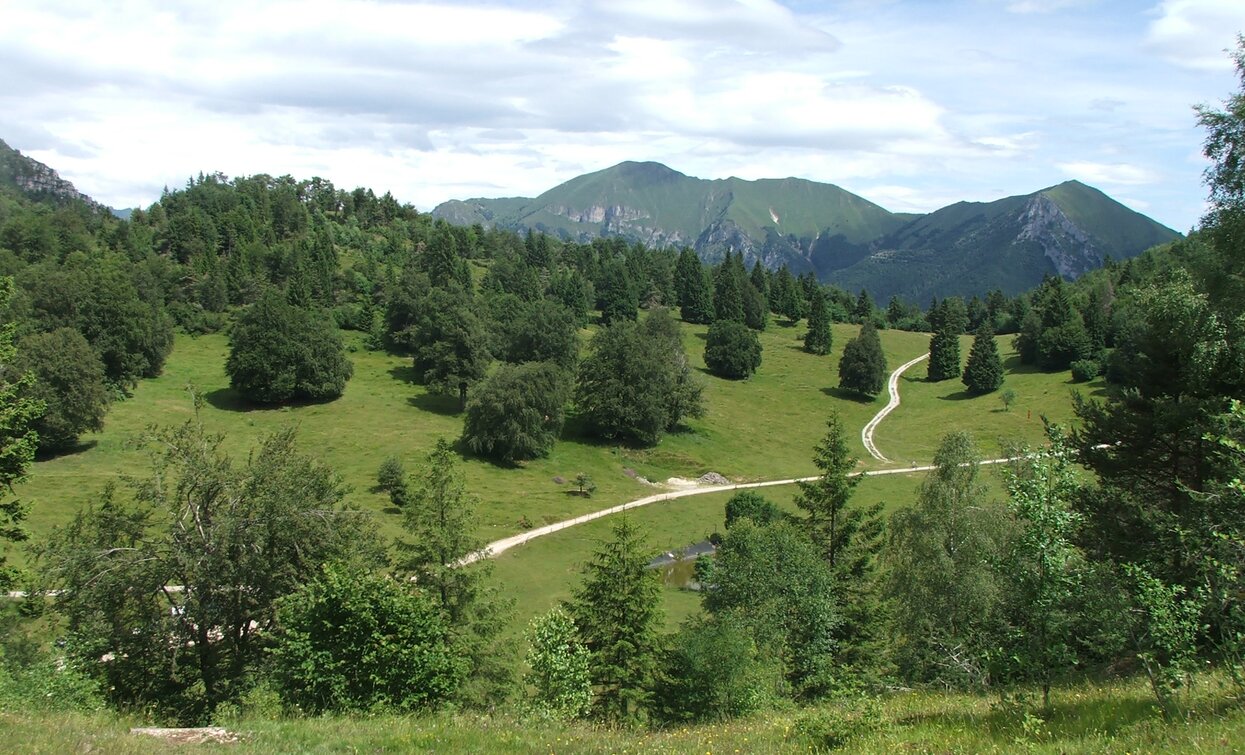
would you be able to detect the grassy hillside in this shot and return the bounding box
[6,671,1243,752]
[18,321,1074,552]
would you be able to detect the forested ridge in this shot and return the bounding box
[0,44,1244,752]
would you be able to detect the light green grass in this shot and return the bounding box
[5,672,1243,753]
[15,322,1065,568]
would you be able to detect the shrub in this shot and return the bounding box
[1070,359,1100,383]
[704,320,762,379]
[461,361,569,463]
[271,563,465,714]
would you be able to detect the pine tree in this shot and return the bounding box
[838,320,887,397]
[804,288,832,355]
[962,325,1005,394]
[713,252,746,324]
[927,328,961,381]
[680,266,714,325]
[674,247,702,311]
[569,517,664,725]
[794,414,885,674]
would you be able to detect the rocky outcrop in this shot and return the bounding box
[0,138,107,212]
[1018,194,1102,279]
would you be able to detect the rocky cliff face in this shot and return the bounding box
[0,139,107,211]
[1017,194,1103,279]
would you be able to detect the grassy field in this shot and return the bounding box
[13,321,1077,584]
[4,672,1243,753]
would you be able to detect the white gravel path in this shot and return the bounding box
[861,352,930,462]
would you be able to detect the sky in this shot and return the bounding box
[2,0,1244,232]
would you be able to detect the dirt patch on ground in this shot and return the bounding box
[131,727,241,745]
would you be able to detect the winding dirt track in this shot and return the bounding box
[464,457,1018,566]
[861,352,929,462]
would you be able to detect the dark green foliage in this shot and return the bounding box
[597,257,638,326]
[837,320,886,397]
[657,614,777,722]
[743,280,768,331]
[0,278,43,592]
[37,417,376,722]
[680,265,714,325]
[772,264,806,322]
[497,300,579,371]
[885,432,1009,687]
[854,289,875,323]
[724,491,782,528]
[704,320,762,380]
[375,455,409,508]
[462,362,569,463]
[18,253,173,389]
[803,288,832,355]
[420,223,472,290]
[712,252,746,324]
[548,267,593,327]
[226,288,353,404]
[408,285,492,411]
[1070,359,1100,382]
[271,563,465,714]
[569,517,664,725]
[703,520,841,699]
[396,438,511,707]
[962,326,1004,394]
[1015,277,1093,370]
[13,328,108,451]
[795,414,884,675]
[927,329,961,382]
[574,312,703,447]
[397,438,486,623]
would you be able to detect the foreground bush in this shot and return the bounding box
[271,563,466,714]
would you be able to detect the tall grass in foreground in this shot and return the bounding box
[3,672,1242,753]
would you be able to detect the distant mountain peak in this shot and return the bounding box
[432,162,1180,300]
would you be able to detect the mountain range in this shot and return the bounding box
[433,161,1180,301]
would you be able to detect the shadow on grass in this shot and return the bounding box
[35,439,98,461]
[937,390,975,401]
[1002,354,1050,375]
[388,364,418,383]
[896,687,1161,745]
[407,392,460,416]
[821,386,878,404]
[382,505,402,516]
[693,332,709,341]
[203,387,342,413]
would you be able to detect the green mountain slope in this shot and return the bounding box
[829,181,1180,300]
[430,164,1181,300]
[433,161,905,272]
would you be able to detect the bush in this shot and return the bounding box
[270,563,465,714]
[376,455,409,507]
[724,491,782,528]
[225,288,353,404]
[0,650,104,713]
[462,361,569,463]
[1070,359,1100,383]
[704,320,762,379]
[657,615,778,722]
[14,328,110,451]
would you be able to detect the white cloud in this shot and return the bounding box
[1146,0,1245,70]
[1056,161,1160,185]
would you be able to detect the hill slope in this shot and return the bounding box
[435,161,906,270]
[434,164,1179,299]
[829,180,1181,300]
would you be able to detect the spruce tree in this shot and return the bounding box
[712,252,746,324]
[680,266,715,325]
[674,247,702,311]
[962,325,1005,394]
[927,328,961,381]
[804,288,832,355]
[794,414,885,675]
[569,517,663,724]
[838,320,887,397]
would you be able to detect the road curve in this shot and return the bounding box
[460,455,1017,566]
[861,352,930,463]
